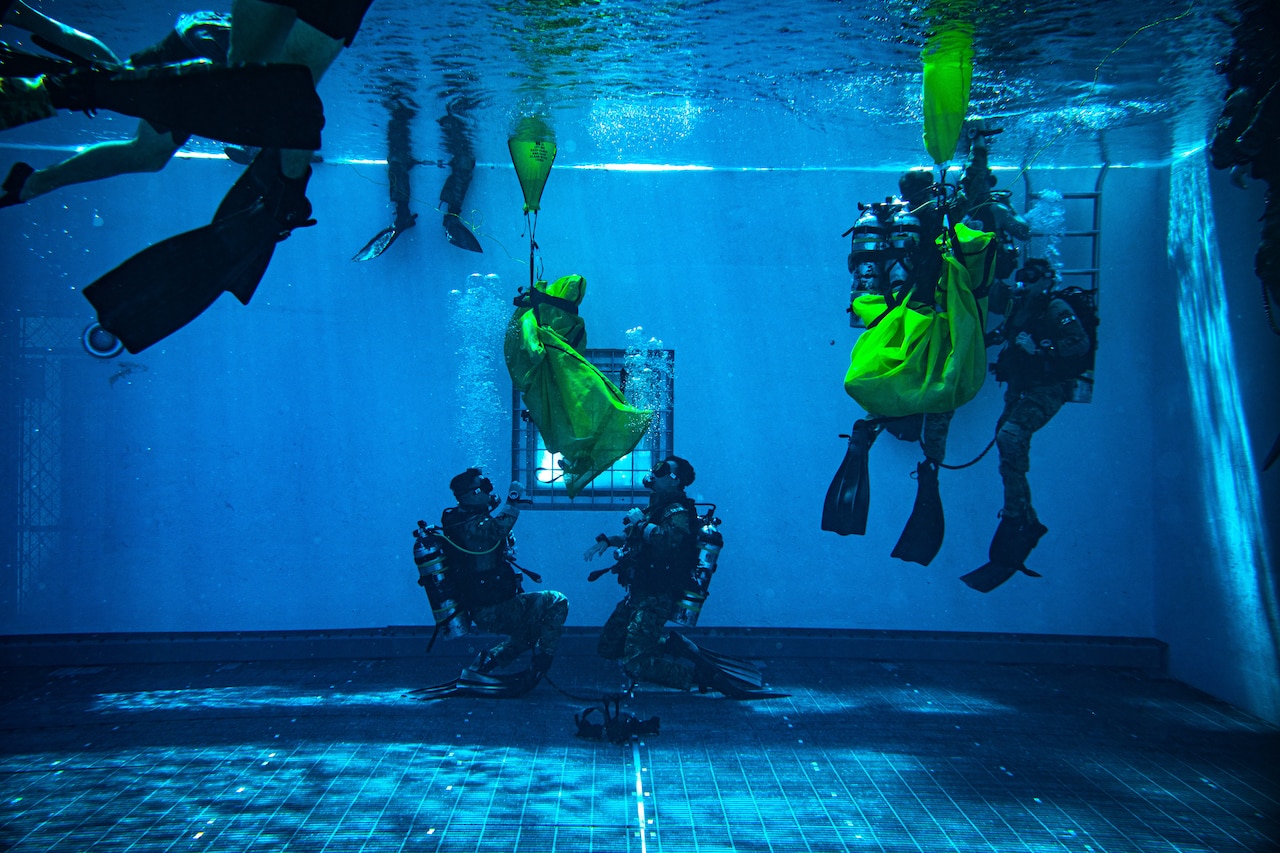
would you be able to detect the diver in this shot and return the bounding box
[828,123,1035,561]
[352,86,420,261]
[2,11,234,208]
[961,259,1093,593]
[414,468,568,700]
[585,456,777,699]
[76,0,374,355]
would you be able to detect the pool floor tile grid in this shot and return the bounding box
[0,655,1276,852]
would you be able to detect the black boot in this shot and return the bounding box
[960,514,1047,593]
[467,650,497,674]
[990,514,1048,566]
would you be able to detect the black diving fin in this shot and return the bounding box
[409,667,542,701]
[83,204,283,353]
[960,515,1047,593]
[891,459,945,566]
[82,154,314,353]
[30,57,326,148]
[666,631,787,699]
[1263,429,1279,472]
[352,211,418,261]
[822,419,875,536]
[443,213,482,252]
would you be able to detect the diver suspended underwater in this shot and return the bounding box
[960,259,1097,593]
[824,147,1019,565]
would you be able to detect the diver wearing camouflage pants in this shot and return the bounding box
[995,382,1071,522]
[597,592,693,690]
[470,587,568,672]
[442,467,568,677]
[585,456,707,692]
[962,259,1092,592]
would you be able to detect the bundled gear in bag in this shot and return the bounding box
[843,221,997,417]
[504,274,653,497]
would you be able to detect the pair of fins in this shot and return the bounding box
[83,149,312,353]
[409,666,544,701]
[665,630,788,699]
[960,515,1048,593]
[0,43,323,148]
[821,419,945,566]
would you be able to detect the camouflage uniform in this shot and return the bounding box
[442,503,567,671]
[598,496,696,689]
[993,296,1090,521]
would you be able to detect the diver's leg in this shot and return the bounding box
[623,594,692,690]
[597,599,630,660]
[921,410,954,463]
[995,384,1067,521]
[228,0,296,65]
[21,121,182,201]
[531,590,569,658]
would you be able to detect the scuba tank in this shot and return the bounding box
[845,203,890,325]
[888,205,921,253]
[845,200,920,326]
[412,520,470,640]
[671,505,723,627]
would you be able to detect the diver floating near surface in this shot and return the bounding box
[585,456,783,699]
[1209,0,1280,470]
[437,95,483,253]
[410,468,568,700]
[352,89,419,261]
[73,0,374,354]
[960,259,1096,593]
[351,89,484,261]
[825,123,1028,565]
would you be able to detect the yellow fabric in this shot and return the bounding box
[843,222,995,416]
[504,274,653,498]
[507,117,557,213]
[922,24,974,165]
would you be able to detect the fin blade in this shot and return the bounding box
[960,562,1019,593]
[83,206,278,352]
[89,62,324,149]
[352,226,398,261]
[891,462,944,565]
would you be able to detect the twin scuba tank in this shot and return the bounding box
[608,503,724,626]
[411,520,470,640]
[845,199,922,327]
[672,505,725,627]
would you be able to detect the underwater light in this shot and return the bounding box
[1168,154,1279,719]
[81,322,122,358]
